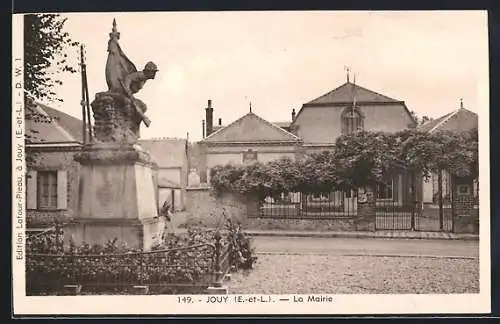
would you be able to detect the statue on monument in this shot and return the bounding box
[91,18,159,142]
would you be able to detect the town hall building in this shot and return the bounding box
[190,77,418,210]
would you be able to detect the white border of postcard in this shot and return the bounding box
[12,11,491,315]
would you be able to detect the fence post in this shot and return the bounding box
[450,175,456,233]
[55,223,63,252]
[410,171,416,231]
[438,169,444,231]
[63,243,82,295]
[140,251,144,286]
[213,231,223,287]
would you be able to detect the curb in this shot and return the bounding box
[255,251,478,259]
[245,231,479,241]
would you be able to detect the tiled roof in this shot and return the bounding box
[41,105,86,142]
[202,112,301,143]
[417,112,453,132]
[25,103,82,144]
[211,125,224,133]
[139,138,188,168]
[306,81,400,105]
[418,108,478,133]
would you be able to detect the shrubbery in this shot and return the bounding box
[209,129,479,199]
[26,217,257,294]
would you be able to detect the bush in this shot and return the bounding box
[26,219,258,294]
[225,218,257,270]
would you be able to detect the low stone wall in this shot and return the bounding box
[183,187,356,231]
[183,186,250,228]
[244,218,355,231]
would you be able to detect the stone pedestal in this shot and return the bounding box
[64,143,166,250]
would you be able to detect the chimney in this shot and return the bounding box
[202,120,205,138]
[205,100,213,136]
[218,118,222,126]
[292,108,296,122]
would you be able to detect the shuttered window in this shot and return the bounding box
[37,171,58,209]
[33,170,68,210]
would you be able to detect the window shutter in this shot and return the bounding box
[57,170,68,209]
[26,170,37,209]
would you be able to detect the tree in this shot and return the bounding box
[24,14,79,104]
[409,110,433,127]
[24,14,79,166]
[209,129,479,203]
[334,131,402,191]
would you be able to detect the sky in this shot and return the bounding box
[38,11,488,141]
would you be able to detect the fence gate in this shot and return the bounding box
[416,170,454,232]
[375,199,417,231]
[375,170,454,232]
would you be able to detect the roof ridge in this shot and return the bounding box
[250,112,301,140]
[306,81,400,105]
[306,82,348,104]
[202,112,250,141]
[202,111,301,143]
[428,109,460,133]
[352,83,399,102]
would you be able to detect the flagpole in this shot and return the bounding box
[81,45,93,143]
[80,44,88,144]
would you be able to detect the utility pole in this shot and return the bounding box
[80,45,87,144]
[80,44,93,143]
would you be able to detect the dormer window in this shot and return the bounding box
[341,106,364,134]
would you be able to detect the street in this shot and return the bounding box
[251,236,479,258]
[228,236,480,294]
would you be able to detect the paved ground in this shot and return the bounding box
[228,236,479,294]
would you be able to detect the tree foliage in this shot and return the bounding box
[209,129,479,199]
[24,14,79,167]
[409,110,434,126]
[24,13,79,104]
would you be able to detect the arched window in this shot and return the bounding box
[341,106,364,134]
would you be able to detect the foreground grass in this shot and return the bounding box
[229,254,479,294]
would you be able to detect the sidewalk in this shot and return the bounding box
[174,227,478,241]
[244,229,479,241]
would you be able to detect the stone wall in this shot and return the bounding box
[453,179,479,234]
[244,218,355,231]
[183,186,249,227]
[26,148,80,228]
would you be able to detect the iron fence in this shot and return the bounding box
[258,191,357,219]
[375,199,416,231]
[256,188,456,232]
[26,231,232,295]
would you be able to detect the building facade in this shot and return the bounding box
[193,79,418,207]
[197,102,302,184]
[25,103,84,230]
[419,104,479,204]
[139,138,189,211]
